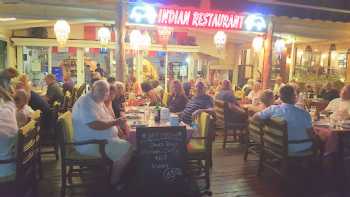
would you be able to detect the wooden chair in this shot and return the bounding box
[187,112,215,194]
[57,111,113,197]
[258,117,317,179]
[0,119,40,197]
[215,100,248,149]
[162,91,169,107]
[244,118,264,161]
[39,104,60,160]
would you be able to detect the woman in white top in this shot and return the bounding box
[14,89,34,127]
[0,87,18,178]
[325,85,350,120]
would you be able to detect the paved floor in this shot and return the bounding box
[37,137,349,197]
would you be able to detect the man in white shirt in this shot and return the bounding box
[254,85,313,153]
[72,80,133,185]
[324,85,350,120]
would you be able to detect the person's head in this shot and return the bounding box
[260,89,274,107]
[63,73,71,82]
[195,80,207,96]
[151,80,160,89]
[221,80,232,91]
[279,85,297,104]
[141,82,153,93]
[14,89,29,110]
[97,63,101,68]
[91,80,110,103]
[325,82,332,90]
[108,83,117,101]
[4,67,18,79]
[276,76,283,85]
[16,74,31,92]
[107,77,116,84]
[252,82,262,92]
[183,82,191,96]
[340,85,350,101]
[171,80,185,96]
[45,74,56,86]
[114,81,125,98]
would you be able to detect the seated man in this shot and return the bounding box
[44,74,64,106]
[72,80,133,185]
[181,81,214,125]
[254,85,313,154]
[324,85,350,120]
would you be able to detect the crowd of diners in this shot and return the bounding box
[1,65,350,188]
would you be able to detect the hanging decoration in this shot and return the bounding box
[252,36,264,52]
[54,20,70,47]
[140,31,152,50]
[213,31,227,49]
[274,39,286,53]
[129,29,143,50]
[97,27,112,45]
[157,26,172,45]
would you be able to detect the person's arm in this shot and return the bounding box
[87,120,118,130]
[252,106,274,120]
[228,102,246,115]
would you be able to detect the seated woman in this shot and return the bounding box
[168,80,188,113]
[14,89,34,127]
[72,80,133,185]
[141,82,161,106]
[324,85,350,120]
[0,87,18,179]
[320,82,339,101]
[247,82,263,105]
[112,82,126,119]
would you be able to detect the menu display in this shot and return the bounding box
[136,126,188,196]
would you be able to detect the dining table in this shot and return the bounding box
[313,119,350,197]
[124,106,197,146]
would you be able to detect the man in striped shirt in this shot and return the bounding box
[180,81,214,125]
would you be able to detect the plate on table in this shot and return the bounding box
[313,121,330,127]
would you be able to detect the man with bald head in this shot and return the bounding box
[72,80,132,185]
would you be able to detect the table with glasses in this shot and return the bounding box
[124,106,196,146]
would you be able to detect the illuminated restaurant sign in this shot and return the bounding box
[128,2,267,33]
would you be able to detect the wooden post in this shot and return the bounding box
[288,40,296,81]
[115,0,127,82]
[262,20,274,90]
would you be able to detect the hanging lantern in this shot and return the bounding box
[274,39,286,53]
[213,31,227,49]
[54,20,70,47]
[157,26,172,45]
[140,31,152,50]
[97,27,111,46]
[252,36,264,52]
[129,29,142,50]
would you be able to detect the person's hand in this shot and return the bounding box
[192,109,203,119]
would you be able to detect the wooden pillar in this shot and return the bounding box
[16,46,23,73]
[76,48,84,85]
[164,51,169,91]
[115,0,127,82]
[48,47,52,73]
[346,51,350,83]
[288,41,296,81]
[262,20,274,90]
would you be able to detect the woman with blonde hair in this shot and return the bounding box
[168,80,188,113]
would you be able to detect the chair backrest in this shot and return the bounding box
[262,117,288,157]
[162,91,169,107]
[247,118,264,143]
[214,100,225,128]
[57,111,74,144]
[195,112,214,149]
[16,120,39,183]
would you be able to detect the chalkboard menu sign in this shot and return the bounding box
[136,126,189,197]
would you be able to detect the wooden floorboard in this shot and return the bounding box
[36,137,349,197]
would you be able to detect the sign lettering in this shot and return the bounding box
[128,2,268,33]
